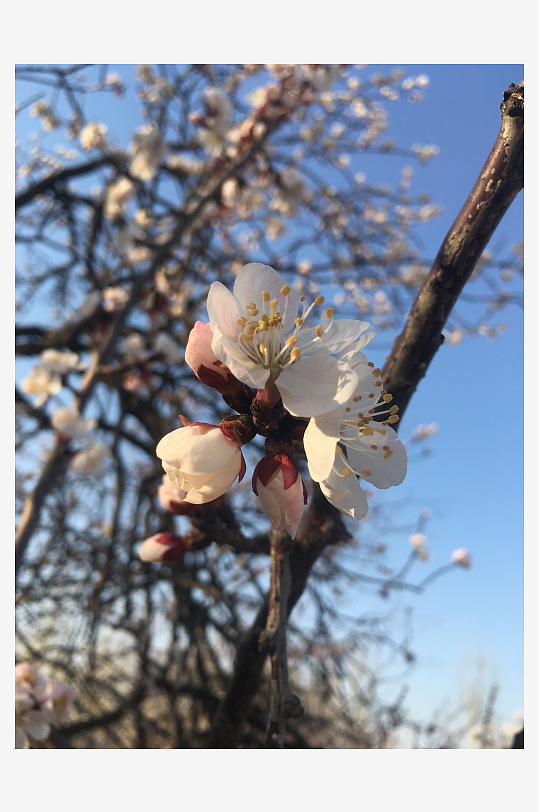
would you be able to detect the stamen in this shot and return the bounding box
[262,291,271,303]
[372,368,381,376]
[295,318,303,326]
[290,348,300,362]
[285,336,297,347]
[360,469,372,477]
[237,317,247,327]
[367,362,374,368]
[325,307,334,318]
[388,415,399,424]
[389,405,399,414]
[280,285,291,296]
[315,295,325,306]
[335,446,342,454]
[316,325,324,338]
[384,450,394,459]
[383,394,393,403]
[340,468,351,476]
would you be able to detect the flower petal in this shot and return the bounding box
[303,409,342,482]
[276,356,357,417]
[345,425,407,489]
[298,319,372,356]
[233,263,299,334]
[320,468,369,520]
[157,426,238,476]
[207,281,242,340]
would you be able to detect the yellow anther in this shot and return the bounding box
[280,285,291,296]
[360,469,372,477]
[372,368,381,376]
[384,450,394,460]
[341,468,351,477]
[368,408,374,414]
[262,291,271,303]
[388,415,399,424]
[374,381,382,387]
[290,348,301,362]
[358,412,364,418]
[248,307,259,316]
[383,394,393,403]
[300,295,306,302]
[353,396,361,402]
[382,421,388,426]
[381,390,387,396]
[362,427,374,436]
[389,405,399,414]
[382,445,390,451]
[259,343,268,354]
[368,393,375,398]
[315,295,325,306]
[285,336,297,347]
[240,333,253,342]
[345,407,351,412]
[316,325,324,338]
[373,428,386,435]
[237,317,247,327]
[335,445,342,454]
[370,445,378,450]
[325,307,335,318]
[367,362,374,368]
[258,320,268,331]
[294,317,303,326]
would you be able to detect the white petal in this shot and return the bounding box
[303,409,342,482]
[345,425,407,489]
[298,319,371,356]
[277,356,357,417]
[207,281,242,340]
[157,426,237,476]
[320,468,369,520]
[183,455,241,503]
[211,328,270,389]
[233,263,299,334]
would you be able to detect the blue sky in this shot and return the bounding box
[15,64,524,738]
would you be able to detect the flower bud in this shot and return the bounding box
[451,547,472,568]
[156,418,246,504]
[138,532,192,563]
[252,454,307,540]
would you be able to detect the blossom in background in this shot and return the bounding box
[15,663,75,749]
[123,333,152,364]
[303,345,406,519]
[79,121,108,151]
[408,533,427,549]
[155,332,182,365]
[21,366,63,407]
[206,262,371,417]
[129,125,164,181]
[411,422,439,441]
[103,286,130,312]
[252,452,307,540]
[51,407,96,441]
[452,548,472,568]
[156,417,246,504]
[70,443,109,476]
[21,349,80,407]
[104,177,134,220]
[138,532,191,564]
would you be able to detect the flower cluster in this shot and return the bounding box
[15,663,75,748]
[154,263,407,545]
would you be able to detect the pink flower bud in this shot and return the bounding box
[138,532,192,563]
[252,454,308,540]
